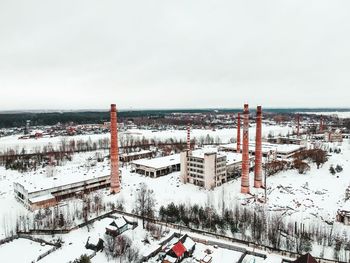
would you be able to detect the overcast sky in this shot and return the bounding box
[0,0,350,111]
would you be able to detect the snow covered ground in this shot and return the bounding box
[0,127,350,261]
[0,238,54,263]
[0,125,292,154]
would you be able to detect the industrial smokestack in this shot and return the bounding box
[320,115,324,132]
[110,104,121,194]
[237,113,241,153]
[241,104,250,194]
[254,106,262,188]
[297,114,300,137]
[187,123,191,151]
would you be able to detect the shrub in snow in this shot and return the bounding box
[329,165,336,175]
[335,164,343,173]
[73,254,91,263]
[293,159,310,174]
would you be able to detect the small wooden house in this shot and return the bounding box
[105,217,128,236]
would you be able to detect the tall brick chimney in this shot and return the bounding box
[297,114,300,137]
[110,104,120,194]
[254,106,262,188]
[187,123,191,151]
[241,104,250,194]
[237,113,241,153]
[320,115,324,132]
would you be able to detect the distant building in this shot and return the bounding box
[220,142,306,160]
[267,136,303,145]
[324,129,343,143]
[131,154,180,178]
[119,150,154,163]
[180,148,254,190]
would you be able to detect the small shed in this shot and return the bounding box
[337,202,350,225]
[85,236,104,252]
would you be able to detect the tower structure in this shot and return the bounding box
[241,104,250,194]
[297,114,300,137]
[110,104,120,194]
[237,113,241,153]
[254,106,262,188]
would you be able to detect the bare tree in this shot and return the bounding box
[134,183,155,229]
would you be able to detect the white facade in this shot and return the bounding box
[131,154,180,178]
[181,148,253,190]
[14,173,111,210]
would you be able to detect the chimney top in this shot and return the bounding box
[111,104,117,112]
[244,104,249,114]
[257,105,262,113]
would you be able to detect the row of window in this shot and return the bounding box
[187,157,204,163]
[188,163,204,169]
[188,168,204,174]
[189,173,204,179]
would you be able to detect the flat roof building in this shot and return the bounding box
[119,150,154,163]
[219,142,306,160]
[131,154,180,178]
[13,154,114,210]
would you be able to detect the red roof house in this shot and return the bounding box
[171,242,187,258]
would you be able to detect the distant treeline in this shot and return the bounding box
[0,108,349,128]
[0,109,237,128]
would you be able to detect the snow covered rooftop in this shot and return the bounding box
[131,154,180,170]
[225,152,253,165]
[183,237,195,251]
[14,152,111,193]
[221,142,304,154]
[190,148,224,158]
[29,193,55,203]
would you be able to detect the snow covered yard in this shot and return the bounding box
[0,238,54,263]
[187,242,243,263]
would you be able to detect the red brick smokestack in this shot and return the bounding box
[187,123,191,151]
[241,104,250,194]
[320,115,324,132]
[297,114,300,137]
[110,104,120,194]
[254,106,262,188]
[237,113,241,153]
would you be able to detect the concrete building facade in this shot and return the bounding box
[180,148,253,190]
[131,154,180,178]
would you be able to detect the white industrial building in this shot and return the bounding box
[219,142,306,160]
[119,150,154,163]
[180,148,254,190]
[131,154,180,178]
[13,154,115,210]
[14,173,111,210]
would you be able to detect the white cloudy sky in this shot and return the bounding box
[0,0,350,110]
